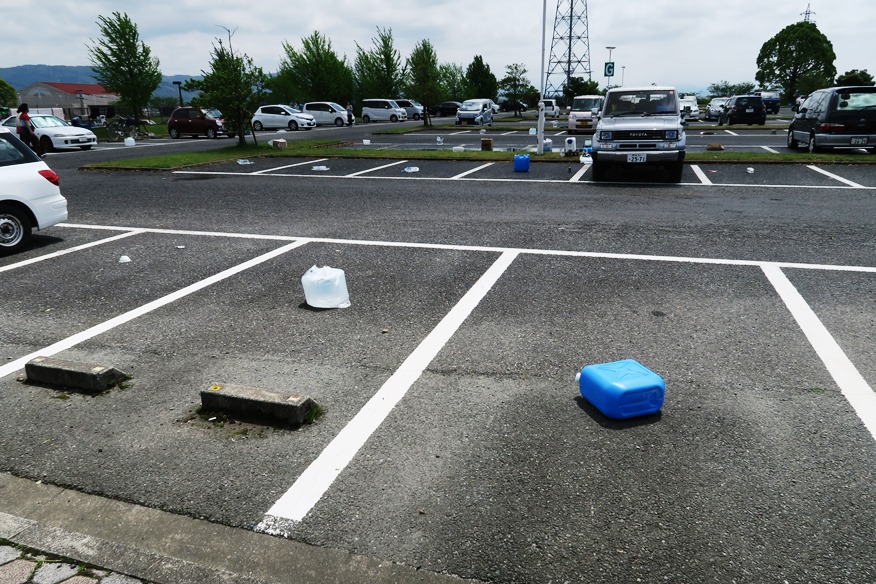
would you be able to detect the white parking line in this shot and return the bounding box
[450,130,471,135]
[451,162,494,179]
[0,240,309,381]
[760,146,780,154]
[806,165,866,188]
[762,265,876,442]
[569,164,590,182]
[501,131,517,136]
[690,165,713,185]
[346,160,408,177]
[258,250,519,531]
[0,230,142,274]
[252,159,328,174]
[723,129,739,136]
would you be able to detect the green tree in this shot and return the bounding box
[87,12,162,118]
[437,63,467,101]
[355,27,406,99]
[465,55,498,99]
[406,40,441,126]
[563,77,601,103]
[756,21,836,103]
[275,31,354,105]
[0,78,16,108]
[835,69,875,86]
[498,63,531,115]
[707,80,756,97]
[184,30,268,146]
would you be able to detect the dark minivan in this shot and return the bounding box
[167,107,233,139]
[718,95,767,126]
[787,86,876,153]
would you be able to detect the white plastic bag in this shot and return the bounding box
[301,265,351,308]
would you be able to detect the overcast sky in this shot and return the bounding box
[1,0,871,94]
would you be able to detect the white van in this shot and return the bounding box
[455,99,494,126]
[300,102,350,127]
[361,99,407,123]
[542,99,560,117]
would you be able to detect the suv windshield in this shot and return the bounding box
[459,100,483,111]
[572,97,601,110]
[604,90,677,116]
[204,109,222,118]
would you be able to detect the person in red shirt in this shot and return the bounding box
[16,103,44,157]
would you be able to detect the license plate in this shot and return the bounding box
[851,137,868,145]
[746,108,754,113]
[627,153,647,163]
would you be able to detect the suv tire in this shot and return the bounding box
[252,121,264,131]
[787,128,800,149]
[169,128,180,139]
[206,128,217,139]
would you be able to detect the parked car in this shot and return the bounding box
[455,99,494,126]
[428,101,462,117]
[361,99,408,123]
[300,102,350,127]
[679,96,700,120]
[251,105,316,131]
[754,91,781,114]
[488,99,499,114]
[395,99,424,121]
[590,86,686,182]
[1,114,97,152]
[704,97,729,121]
[0,127,67,254]
[167,107,233,139]
[499,99,527,113]
[718,95,766,126]
[542,98,560,117]
[567,94,604,134]
[787,86,876,153]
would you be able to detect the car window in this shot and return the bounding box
[834,91,876,111]
[0,133,36,166]
[1,117,15,127]
[31,115,69,128]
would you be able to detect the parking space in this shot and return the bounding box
[2,216,875,582]
[177,155,876,191]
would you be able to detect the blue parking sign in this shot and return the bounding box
[604,62,615,77]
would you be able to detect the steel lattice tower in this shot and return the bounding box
[544,0,592,99]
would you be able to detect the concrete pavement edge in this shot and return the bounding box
[0,472,477,584]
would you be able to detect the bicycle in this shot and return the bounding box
[106,116,150,142]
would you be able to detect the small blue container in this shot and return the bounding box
[513,154,530,172]
[577,359,664,419]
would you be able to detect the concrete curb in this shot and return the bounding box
[200,384,319,428]
[24,357,129,393]
[0,473,476,584]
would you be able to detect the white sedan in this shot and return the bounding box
[1,114,97,152]
[0,127,68,254]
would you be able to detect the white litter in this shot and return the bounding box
[362,139,371,145]
[479,128,486,134]
[402,166,420,173]
[175,246,186,249]
[237,159,253,165]
[436,137,444,145]
[746,167,755,174]
[529,128,537,135]
[312,165,330,171]
[452,146,464,152]
[301,265,351,309]
[118,255,131,263]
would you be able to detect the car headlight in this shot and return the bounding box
[599,131,613,140]
[665,130,678,140]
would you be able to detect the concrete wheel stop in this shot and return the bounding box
[199,384,320,428]
[23,356,131,393]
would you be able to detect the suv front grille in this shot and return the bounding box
[613,130,665,140]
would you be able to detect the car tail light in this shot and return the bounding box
[818,123,846,133]
[38,169,60,185]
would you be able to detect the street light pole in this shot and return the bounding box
[537,0,546,155]
[621,66,626,87]
[173,81,183,107]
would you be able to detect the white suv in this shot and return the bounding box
[455,99,494,126]
[361,99,408,123]
[301,102,350,127]
[591,86,687,182]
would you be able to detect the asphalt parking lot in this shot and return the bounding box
[2,133,875,583]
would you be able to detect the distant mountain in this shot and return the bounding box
[0,64,201,99]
